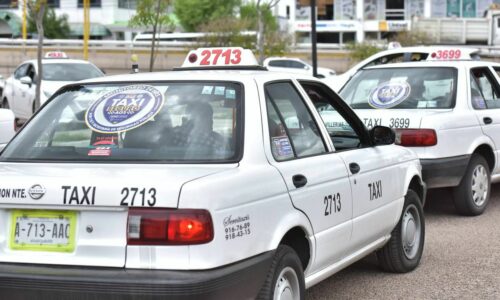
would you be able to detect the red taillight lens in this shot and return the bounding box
[127,208,213,245]
[396,129,437,147]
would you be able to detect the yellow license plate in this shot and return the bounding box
[10,210,77,252]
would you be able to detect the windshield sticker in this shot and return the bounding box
[202,86,214,95]
[86,85,164,133]
[368,81,411,109]
[88,147,112,156]
[272,136,294,159]
[214,86,225,95]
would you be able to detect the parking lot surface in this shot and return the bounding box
[307,184,500,299]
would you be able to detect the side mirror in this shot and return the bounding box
[304,65,311,70]
[20,76,32,87]
[370,126,395,146]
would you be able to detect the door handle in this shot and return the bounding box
[292,174,308,188]
[484,117,493,125]
[349,162,360,174]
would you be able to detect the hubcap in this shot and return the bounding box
[274,267,300,300]
[471,165,489,207]
[401,204,421,260]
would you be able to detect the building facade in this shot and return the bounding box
[275,0,500,45]
[0,0,138,39]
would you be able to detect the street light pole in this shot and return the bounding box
[83,0,90,60]
[310,0,318,77]
[22,0,27,39]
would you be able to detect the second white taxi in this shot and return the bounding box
[0,48,425,299]
[336,55,500,216]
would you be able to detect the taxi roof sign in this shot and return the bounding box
[180,47,260,69]
[45,51,68,59]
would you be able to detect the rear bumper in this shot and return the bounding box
[0,251,274,300]
[420,155,470,188]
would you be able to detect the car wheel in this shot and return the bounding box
[2,98,9,109]
[377,189,425,273]
[257,245,305,300]
[453,154,490,216]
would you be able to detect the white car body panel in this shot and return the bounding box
[0,108,15,148]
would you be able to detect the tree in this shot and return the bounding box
[174,0,240,32]
[241,0,280,64]
[130,0,174,72]
[27,8,71,39]
[27,0,46,111]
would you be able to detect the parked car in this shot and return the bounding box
[1,51,104,121]
[264,56,336,78]
[323,46,480,91]
[328,58,500,216]
[0,47,425,299]
[0,108,15,150]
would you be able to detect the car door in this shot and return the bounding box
[298,80,406,252]
[471,66,500,173]
[261,80,353,270]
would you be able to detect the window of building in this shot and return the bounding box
[0,0,17,8]
[78,0,101,8]
[118,0,136,9]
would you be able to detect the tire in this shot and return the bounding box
[377,189,425,273]
[257,245,305,300]
[452,154,490,216]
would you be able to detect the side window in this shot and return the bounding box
[364,53,404,68]
[290,61,307,69]
[265,82,326,161]
[26,64,36,81]
[14,64,28,79]
[268,60,287,68]
[471,68,500,109]
[300,81,363,151]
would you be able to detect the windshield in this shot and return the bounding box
[42,63,103,81]
[1,82,242,162]
[340,67,457,109]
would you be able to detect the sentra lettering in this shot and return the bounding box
[62,186,96,205]
[0,188,26,199]
[363,118,382,128]
[369,180,383,201]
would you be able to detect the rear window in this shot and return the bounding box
[1,82,243,162]
[42,63,104,81]
[340,67,457,109]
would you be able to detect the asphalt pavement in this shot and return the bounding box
[307,184,500,299]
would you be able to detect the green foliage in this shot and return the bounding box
[174,0,241,32]
[345,42,382,62]
[197,17,254,48]
[27,7,70,39]
[240,3,277,32]
[392,30,434,46]
[129,0,173,30]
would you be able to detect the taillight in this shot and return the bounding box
[396,129,437,147]
[127,208,213,245]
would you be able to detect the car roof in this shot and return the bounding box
[361,59,500,70]
[23,59,95,65]
[374,46,479,56]
[77,69,317,85]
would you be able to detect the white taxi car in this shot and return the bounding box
[324,46,479,91]
[0,48,425,299]
[263,57,336,78]
[336,56,500,216]
[2,52,104,121]
[0,108,15,150]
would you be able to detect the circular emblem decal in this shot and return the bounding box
[368,81,411,109]
[29,184,46,200]
[85,85,165,133]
